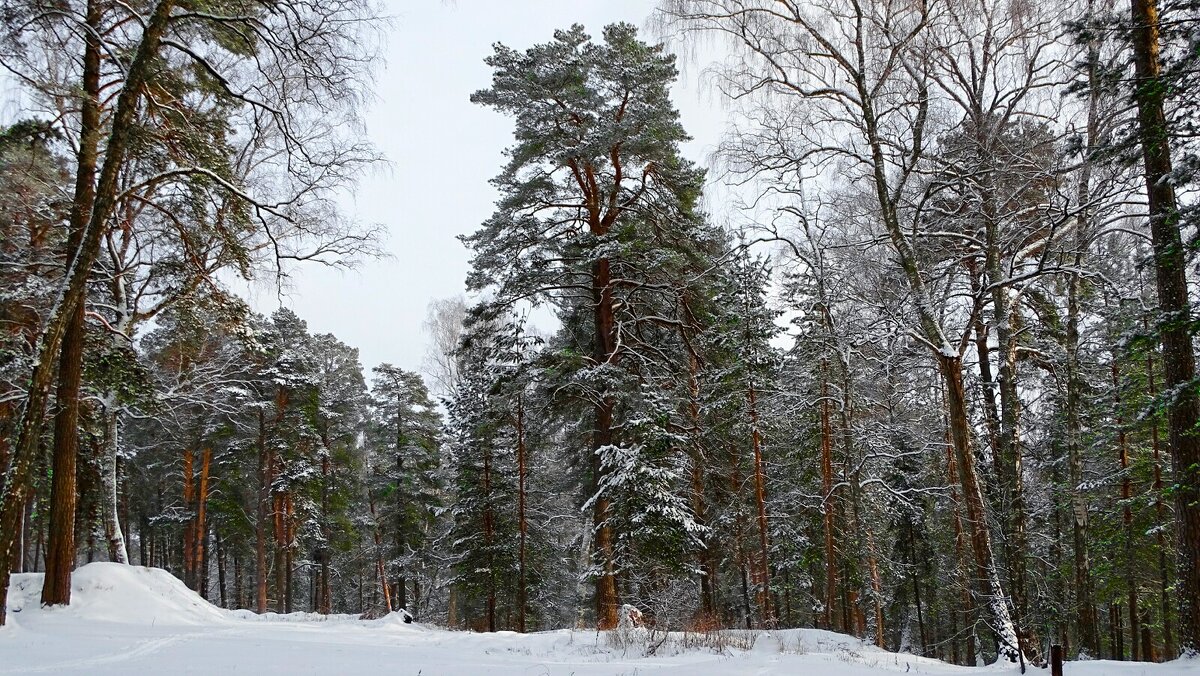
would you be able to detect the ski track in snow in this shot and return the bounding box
[2,627,237,674]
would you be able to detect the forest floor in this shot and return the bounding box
[1,563,1197,675]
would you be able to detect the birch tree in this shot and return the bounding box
[659,0,1023,658]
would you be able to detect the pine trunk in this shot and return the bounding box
[867,529,884,648]
[747,379,773,627]
[42,303,84,606]
[1114,363,1141,660]
[216,531,227,608]
[319,452,332,615]
[0,0,177,624]
[820,359,839,630]
[284,494,293,613]
[1147,344,1176,656]
[274,492,287,614]
[195,448,212,593]
[1067,273,1100,656]
[255,411,270,614]
[686,352,717,622]
[40,0,106,607]
[394,415,407,614]
[1129,0,1200,653]
[940,354,1019,659]
[591,254,619,630]
[183,449,196,587]
[516,392,528,633]
[368,494,392,614]
[482,441,496,632]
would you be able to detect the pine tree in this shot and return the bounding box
[466,22,709,629]
[703,249,782,628]
[309,334,369,615]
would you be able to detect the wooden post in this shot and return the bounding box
[1051,644,1064,676]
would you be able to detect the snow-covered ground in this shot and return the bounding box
[1,564,1197,675]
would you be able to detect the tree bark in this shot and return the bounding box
[591,255,619,630]
[941,354,1019,659]
[100,400,128,563]
[946,437,977,669]
[319,451,332,615]
[195,447,212,593]
[867,529,884,648]
[820,359,839,630]
[515,392,528,633]
[1066,271,1100,656]
[274,492,287,614]
[857,46,1019,656]
[40,0,107,607]
[98,234,136,566]
[42,309,85,606]
[686,351,717,622]
[216,531,227,608]
[393,406,408,614]
[1129,0,1200,653]
[1064,32,1104,652]
[1114,362,1141,660]
[183,449,196,587]
[969,267,1002,460]
[969,97,1032,658]
[368,493,392,615]
[747,379,773,627]
[0,0,178,625]
[283,493,293,613]
[255,411,270,613]
[482,440,496,632]
[1147,342,1176,656]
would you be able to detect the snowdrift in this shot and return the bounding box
[2,563,1198,675]
[6,563,227,626]
[5,563,419,629]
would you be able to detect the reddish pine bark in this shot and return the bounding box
[195,448,212,593]
[0,0,178,626]
[820,361,839,630]
[747,380,773,627]
[1129,0,1200,653]
[40,0,104,608]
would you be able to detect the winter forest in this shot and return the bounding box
[3,0,1200,673]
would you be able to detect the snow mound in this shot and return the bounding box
[363,610,432,631]
[228,609,361,623]
[7,562,228,626]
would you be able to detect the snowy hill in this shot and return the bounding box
[1,563,1196,675]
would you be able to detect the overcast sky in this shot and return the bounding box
[244,0,732,377]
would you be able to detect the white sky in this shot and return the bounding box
[244,0,732,376]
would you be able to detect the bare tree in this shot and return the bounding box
[421,295,469,398]
[658,0,1023,658]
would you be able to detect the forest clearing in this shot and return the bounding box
[2,563,1196,674]
[4,0,1200,672]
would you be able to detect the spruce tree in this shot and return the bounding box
[366,365,442,616]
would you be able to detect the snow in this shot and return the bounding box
[2,564,1198,675]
